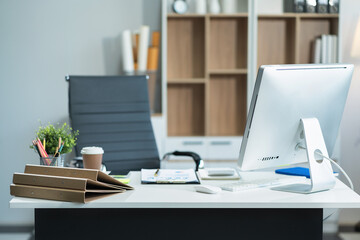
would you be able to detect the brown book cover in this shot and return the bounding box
[10,184,122,203]
[24,164,133,190]
[10,165,133,203]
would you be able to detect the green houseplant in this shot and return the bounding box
[31,122,79,156]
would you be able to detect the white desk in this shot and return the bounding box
[10,171,360,240]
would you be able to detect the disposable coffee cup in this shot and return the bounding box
[81,147,104,170]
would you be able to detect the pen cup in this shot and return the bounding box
[39,154,65,167]
[40,156,59,166]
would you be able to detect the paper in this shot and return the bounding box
[137,25,150,72]
[122,30,134,73]
[141,169,199,184]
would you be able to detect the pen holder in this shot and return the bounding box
[40,154,64,167]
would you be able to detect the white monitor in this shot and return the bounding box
[238,64,353,193]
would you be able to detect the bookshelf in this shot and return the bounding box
[257,13,339,67]
[166,13,248,137]
[161,0,340,159]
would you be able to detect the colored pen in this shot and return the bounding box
[32,140,42,157]
[58,142,64,153]
[154,169,160,177]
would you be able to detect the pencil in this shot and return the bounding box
[58,137,61,149]
[32,140,41,158]
[54,147,59,157]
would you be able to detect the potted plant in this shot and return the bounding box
[30,123,79,167]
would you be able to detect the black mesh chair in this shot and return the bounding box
[67,75,160,174]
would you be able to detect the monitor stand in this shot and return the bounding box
[272,118,336,194]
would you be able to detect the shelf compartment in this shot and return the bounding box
[209,17,247,70]
[257,17,296,67]
[258,13,338,19]
[209,69,247,74]
[167,17,205,79]
[209,13,248,18]
[208,75,247,136]
[168,84,205,136]
[167,78,206,84]
[168,14,206,18]
[298,18,338,64]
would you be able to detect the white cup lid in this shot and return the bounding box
[81,146,104,155]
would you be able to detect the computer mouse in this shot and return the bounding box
[194,185,221,194]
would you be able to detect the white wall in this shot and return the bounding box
[339,0,360,225]
[0,0,144,225]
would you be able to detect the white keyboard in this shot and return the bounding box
[220,176,305,192]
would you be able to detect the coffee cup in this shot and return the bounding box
[81,147,104,170]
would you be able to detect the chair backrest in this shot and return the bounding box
[67,75,160,174]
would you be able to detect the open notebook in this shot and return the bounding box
[141,169,200,184]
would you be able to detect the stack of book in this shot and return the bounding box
[313,34,338,64]
[10,165,133,203]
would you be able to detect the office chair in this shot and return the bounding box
[66,75,160,174]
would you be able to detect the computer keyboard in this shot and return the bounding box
[220,176,305,192]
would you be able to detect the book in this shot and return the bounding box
[10,184,122,203]
[10,165,133,203]
[313,38,322,63]
[321,34,328,63]
[328,35,333,63]
[141,169,200,184]
[332,35,338,63]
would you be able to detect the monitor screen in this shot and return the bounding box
[239,64,353,171]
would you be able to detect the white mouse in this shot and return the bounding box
[194,185,221,194]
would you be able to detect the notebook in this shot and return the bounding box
[141,169,200,184]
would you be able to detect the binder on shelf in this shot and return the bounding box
[329,0,339,13]
[305,0,316,13]
[10,165,133,203]
[316,0,328,13]
[284,0,305,13]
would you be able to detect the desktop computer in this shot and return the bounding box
[237,64,353,193]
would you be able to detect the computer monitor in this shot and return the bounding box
[238,64,353,193]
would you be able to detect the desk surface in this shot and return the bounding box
[10,171,360,209]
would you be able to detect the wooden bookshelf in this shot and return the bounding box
[167,17,205,79]
[208,75,247,136]
[166,13,338,137]
[167,14,248,136]
[167,84,205,136]
[257,14,339,66]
